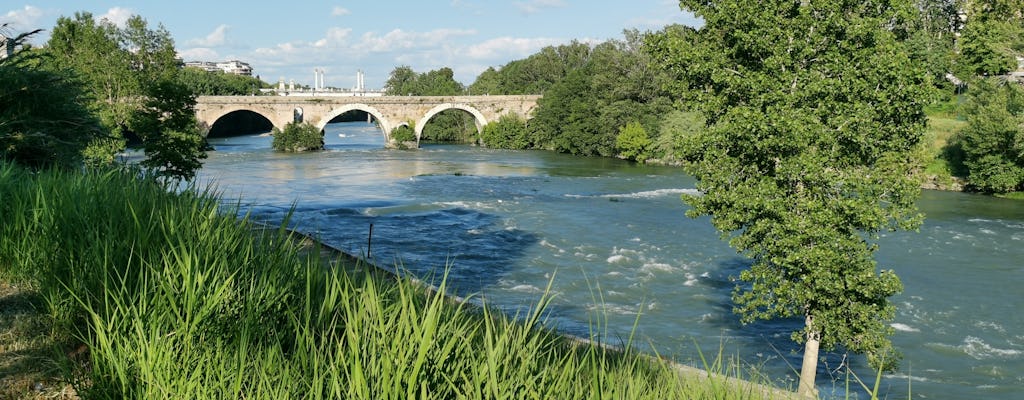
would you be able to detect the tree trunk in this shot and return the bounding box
[798,314,821,399]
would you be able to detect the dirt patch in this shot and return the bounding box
[0,282,78,400]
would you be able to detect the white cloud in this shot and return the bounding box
[464,36,560,60]
[514,0,566,15]
[177,47,220,62]
[3,5,45,31]
[354,28,476,53]
[99,7,134,28]
[188,24,230,47]
[314,27,352,48]
[331,6,351,17]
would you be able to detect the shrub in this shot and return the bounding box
[616,121,652,162]
[481,114,530,149]
[954,79,1024,193]
[389,124,417,149]
[272,122,324,152]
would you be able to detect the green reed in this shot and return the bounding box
[0,161,793,399]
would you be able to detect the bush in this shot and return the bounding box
[389,124,417,149]
[272,122,324,152]
[954,79,1024,193]
[481,114,530,149]
[616,121,652,162]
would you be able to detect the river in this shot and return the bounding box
[198,122,1024,399]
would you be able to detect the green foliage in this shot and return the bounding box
[653,110,705,163]
[468,67,501,95]
[651,0,930,391]
[179,67,268,96]
[481,114,530,149]
[468,41,593,95]
[955,0,1024,77]
[384,66,464,96]
[906,0,959,88]
[615,122,652,162]
[952,79,1024,193]
[421,109,479,143]
[0,162,785,400]
[45,12,206,181]
[527,31,672,157]
[389,124,416,149]
[272,122,324,152]
[0,27,115,169]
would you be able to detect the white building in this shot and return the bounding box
[1,34,13,60]
[184,60,253,76]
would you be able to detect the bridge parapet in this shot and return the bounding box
[195,95,541,145]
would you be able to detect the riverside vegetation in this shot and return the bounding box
[4,1,1022,398]
[0,162,796,399]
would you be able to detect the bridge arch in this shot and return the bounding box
[317,104,392,140]
[204,107,277,137]
[415,103,488,142]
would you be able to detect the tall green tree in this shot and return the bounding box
[955,0,1024,76]
[383,65,420,96]
[47,12,206,181]
[650,1,929,397]
[0,25,112,169]
[907,0,960,86]
[384,66,464,96]
[179,67,267,96]
[469,41,592,95]
[528,31,670,156]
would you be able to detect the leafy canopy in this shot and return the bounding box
[0,25,111,169]
[46,12,207,181]
[650,0,929,377]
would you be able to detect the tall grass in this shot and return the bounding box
[0,161,791,399]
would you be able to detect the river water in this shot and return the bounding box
[199,122,1024,399]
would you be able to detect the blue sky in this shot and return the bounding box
[4,1,698,89]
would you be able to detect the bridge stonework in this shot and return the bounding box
[195,95,541,145]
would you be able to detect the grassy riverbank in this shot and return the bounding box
[0,162,794,399]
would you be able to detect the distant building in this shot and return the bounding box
[1,34,13,60]
[184,60,253,76]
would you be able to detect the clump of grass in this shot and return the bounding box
[0,161,792,399]
[922,114,966,177]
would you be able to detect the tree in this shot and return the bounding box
[417,67,463,96]
[955,0,1024,76]
[907,0,960,87]
[0,25,113,169]
[615,122,652,162]
[272,122,324,152]
[650,1,929,397]
[468,41,593,95]
[179,67,268,96]
[468,67,500,95]
[384,66,464,96]
[383,66,420,96]
[46,12,207,181]
[527,31,671,157]
[952,78,1024,193]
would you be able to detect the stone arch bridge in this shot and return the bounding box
[195,95,541,145]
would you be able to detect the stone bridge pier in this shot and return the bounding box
[195,95,540,146]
